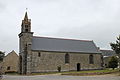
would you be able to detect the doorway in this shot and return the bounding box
[77,63,81,71]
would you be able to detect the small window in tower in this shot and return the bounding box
[25,29,28,32]
[25,25,28,28]
[25,25,28,32]
[38,52,41,57]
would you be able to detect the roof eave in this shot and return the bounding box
[31,49,102,54]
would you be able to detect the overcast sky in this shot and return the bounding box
[0,0,120,54]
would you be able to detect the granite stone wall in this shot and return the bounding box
[29,51,102,73]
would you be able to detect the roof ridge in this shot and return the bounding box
[5,50,18,57]
[33,36,92,42]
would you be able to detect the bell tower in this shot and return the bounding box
[21,12,31,32]
[19,12,33,74]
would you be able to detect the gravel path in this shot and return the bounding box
[2,75,120,80]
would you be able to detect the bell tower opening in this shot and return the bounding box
[25,25,28,32]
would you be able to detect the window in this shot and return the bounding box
[7,66,10,70]
[25,29,28,32]
[89,54,94,64]
[25,25,28,28]
[25,25,28,32]
[38,52,41,57]
[101,56,104,67]
[65,53,69,63]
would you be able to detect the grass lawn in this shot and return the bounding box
[61,68,120,76]
[31,68,120,76]
[5,68,120,76]
[64,69,118,73]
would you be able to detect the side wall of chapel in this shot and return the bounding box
[30,51,102,72]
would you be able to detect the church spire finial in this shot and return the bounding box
[24,12,28,20]
[24,10,28,21]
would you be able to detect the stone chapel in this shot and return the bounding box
[19,12,103,74]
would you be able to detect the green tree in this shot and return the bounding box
[0,51,5,62]
[110,35,120,69]
[108,56,118,70]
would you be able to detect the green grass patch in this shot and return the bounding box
[5,72,19,75]
[67,69,117,73]
[31,72,60,75]
[5,68,119,76]
[31,68,119,75]
[61,68,120,76]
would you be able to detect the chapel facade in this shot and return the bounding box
[19,12,103,74]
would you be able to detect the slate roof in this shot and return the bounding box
[100,50,116,57]
[31,36,101,53]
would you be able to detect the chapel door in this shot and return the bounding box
[77,63,81,71]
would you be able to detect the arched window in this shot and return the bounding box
[65,53,69,63]
[101,56,104,67]
[38,52,41,57]
[89,54,94,64]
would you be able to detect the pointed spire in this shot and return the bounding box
[24,11,28,21]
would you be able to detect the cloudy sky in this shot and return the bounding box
[0,0,120,54]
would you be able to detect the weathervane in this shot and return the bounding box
[26,8,28,11]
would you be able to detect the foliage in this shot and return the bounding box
[108,56,118,70]
[110,35,120,54]
[110,35,120,69]
[0,51,5,61]
[57,66,61,72]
